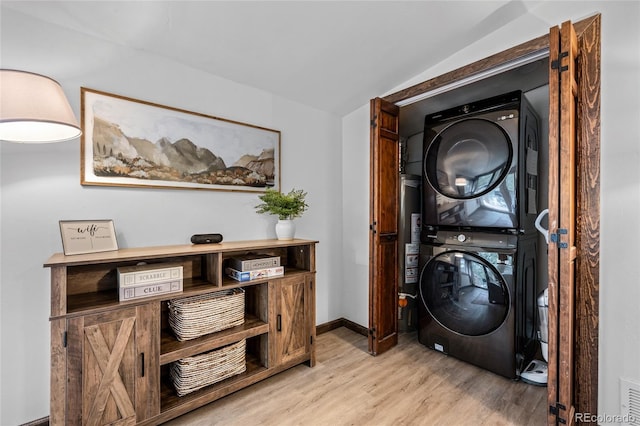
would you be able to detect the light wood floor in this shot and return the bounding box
[165,327,547,425]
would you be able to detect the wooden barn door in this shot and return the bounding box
[368,97,400,355]
[547,16,600,425]
[547,20,578,425]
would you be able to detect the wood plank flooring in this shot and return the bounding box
[165,327,546,425]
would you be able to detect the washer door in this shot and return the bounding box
[424,118,512,199]
[419,250,510,336]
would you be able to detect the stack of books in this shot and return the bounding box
[225,254,283,282]
[117,263,183,301]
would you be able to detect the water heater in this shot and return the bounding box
[398,174,421,332]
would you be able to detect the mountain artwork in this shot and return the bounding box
[81,88,280,192]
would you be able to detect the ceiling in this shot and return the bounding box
[1,1,545,116]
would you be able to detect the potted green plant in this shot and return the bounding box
[255,188,308,240]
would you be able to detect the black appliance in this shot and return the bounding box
[398,174,421,332]
[417,231,538,379]
[421,91,540,236]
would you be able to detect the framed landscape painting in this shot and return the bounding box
[80,88,280,192]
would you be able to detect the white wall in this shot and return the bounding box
[341,104,371,327]
[341,1,640,423]
[3,1,639,424]
[0,9,342,425]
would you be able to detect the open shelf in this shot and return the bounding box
[160,346,267,413]
[160,315,269,365]
[65,277,221,316]
[220,266,309,287]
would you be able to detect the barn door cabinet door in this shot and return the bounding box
[271,273,315,367]
[65,304,160,425]
[368,97,400,356]
[547,16,603,425]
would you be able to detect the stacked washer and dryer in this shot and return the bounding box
[417,90,540,380]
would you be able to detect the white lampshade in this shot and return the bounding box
[0,69,81,143]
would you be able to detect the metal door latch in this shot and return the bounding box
[550,228,568,248]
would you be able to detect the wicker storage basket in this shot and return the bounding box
[168,288,245,341]
[170,339,247,397]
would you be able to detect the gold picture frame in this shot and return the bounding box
[80,88,281,192]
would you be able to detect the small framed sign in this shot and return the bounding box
[59,220,119,255]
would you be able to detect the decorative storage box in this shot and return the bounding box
[170,339,247,397]
[117,263,183,301]
[226,254,280,271]
[118,263,183,287]
[225,265,284,282]
[168,288,245,341]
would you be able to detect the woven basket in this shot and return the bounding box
[170,339,247,397]
[168,288,245,341]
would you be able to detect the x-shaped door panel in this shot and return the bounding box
[84,317,136,425]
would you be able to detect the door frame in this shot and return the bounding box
[374,14,600,420]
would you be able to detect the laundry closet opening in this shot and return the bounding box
[370,15,600,422]
[393,51,551,385]
[400,56,551,287]
[393,51,551,378]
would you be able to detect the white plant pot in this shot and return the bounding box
[275,219,295,240]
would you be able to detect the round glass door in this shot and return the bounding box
[424,118,512,199]
[419,250,510,336]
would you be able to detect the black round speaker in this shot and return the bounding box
[190,233,223,244]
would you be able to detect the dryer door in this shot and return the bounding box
[419,249,511,336]
[423,117,517,230]
[425,119,512,199]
